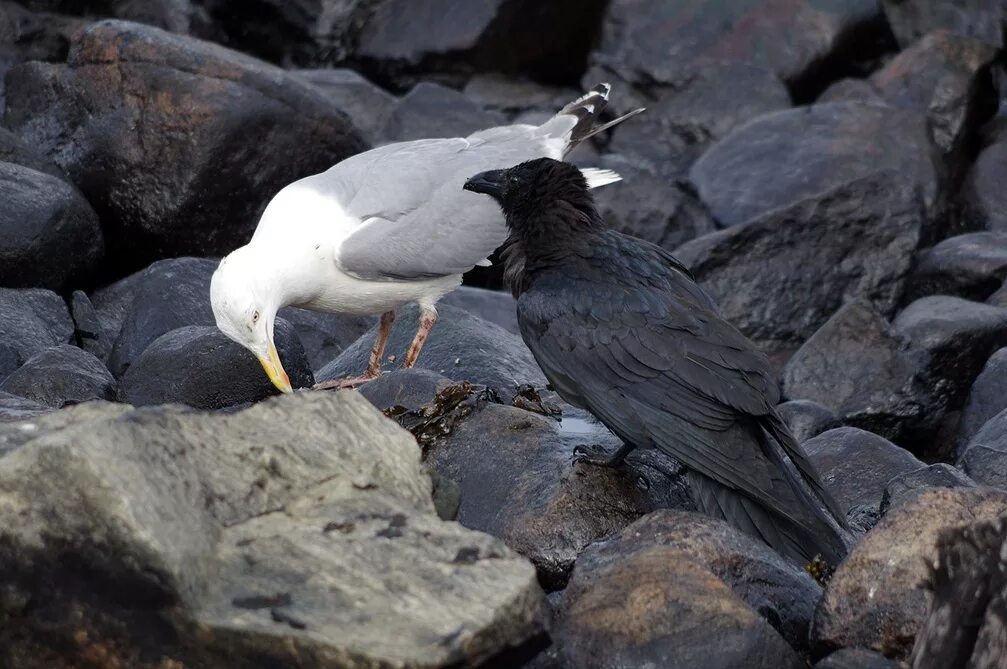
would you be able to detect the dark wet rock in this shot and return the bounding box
[0,127,63,179]
[120,321,313,409]
[352,0,608,89]
[958,408,1007,489]
[880,463,976,514]
[411,399,693,590]
[881,0,1006,48]
[0,345,116,408]
[440,286,519,336]
[357,368,453,415]
[0,163,103,292]
[812,487,1007,660]
[0,391,49,423]
[557,543,803,669]
[576,510,822,653]
[910,514,1007,669]
[0,288,74,361]
[988,282,1007,307]
[5,20,367,273]
[676,172,926,353]
[17,0,211,34]
[318,303,546,403]
[957,347,1007,447]
[381,82,506,141]
[783,302,938,443]
[0,393,545,668]
[89,266,147,346]
[0,2,84,110]
[462,75,575,118]
[297,68,398,142]
[276,308,374,373]
[605,63,790,179]
[803,427,924,526]
[108,257,217,378]
[893,296,1007,410]
[593,155,717,250]
[690,102,939,230]
[962,139,1007,232]
[814,648,899,669]
[776,400,839,444]
[0,345,20,382]
[908,232,1007,301]
[818,78,886,105]
[70,290,112,363]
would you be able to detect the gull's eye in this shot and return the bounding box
[252,310,260,323]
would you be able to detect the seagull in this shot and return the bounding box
[463,157,853,566]
[211,84,641,392]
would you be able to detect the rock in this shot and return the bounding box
[17,0,211,34]
[397,392,693,589]
[803,427,924,528]
[811,487,1007,660]
[5,20,367,273]
[909,232,1007,301]
[958,408,1007,489]
[881,0,1006,48]
[557,544,803,669]
[0,392,49,423]
[276,308,374,373]
[108,257,218,378]
[69,290,112,363]
[577,510,822,652]
[352,0,609,89]
[818,78,886,105]
[675,172,925,353]
[605,63,791,179]
[0,2,84,110]
[358,368,455,415]
[814,648,899,669]
[0,345,116,408]
[0,288,74,361]
[860,31,997,160]
[89,265,148,346]
[880,463,976,514]
[296,68,398,143]
[961,139,1007,231]
[440,286,519,336]
[910,514,1007,669]
[462,75,576,118]
[0,392,546,667]
[776,400,839,444]
[0,127,63,178]
[381,82,506,142]
[957,347,1007,446]
[592,155,717,250]
[893,296,1007,409]
[120,322,313,409]
[0,344,19,382]
[317,303,546,402]
[782,302,937,444]
[691,102,939,230]
[0,163,103,292]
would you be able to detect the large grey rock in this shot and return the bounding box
[803,427,925,528]
[296,68,398,143]
[4,20,366,273]
[815,649,899,669]
[962,139,1007,232]
[880,463,976,514]
[959,408,1007,489]
[381,81,506,142]
[0,345,116,408]
[783,302,937,444]
[0,391,49,424]
[908,232,1007,301]
[0,163,103,291]
[0,392,545,668]
[318,303,546,402]
[958,347,1007,447]
[0,287,74,361]
[69,290,112,363]
[881,0,1006,48]
[675,173,925,353]
[575,510,822,653]
[440,286,519,336]
[17,0,212,34]
[557,544,803,669]
[812,488,1007,661]
[120,322,313,409]
[776,400,839,444]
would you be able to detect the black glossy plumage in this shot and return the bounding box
[465,158,853,566]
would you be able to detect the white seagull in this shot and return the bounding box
[210,83,641,392]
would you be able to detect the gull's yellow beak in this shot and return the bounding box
[257,338,292,393]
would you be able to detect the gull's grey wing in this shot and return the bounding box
[335,126,555,281]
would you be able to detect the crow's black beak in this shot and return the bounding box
[463,169,506,199]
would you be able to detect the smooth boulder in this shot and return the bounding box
[0,288,74,362]
[0,345,116,408]
[958,408,1007,489]
[5,20,367,272]
[880,463,976,514]
[908,232,1007,301]
[957,347,1007,447]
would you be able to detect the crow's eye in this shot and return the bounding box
[252,310,260,323]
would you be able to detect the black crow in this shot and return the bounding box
[463,157,852,566]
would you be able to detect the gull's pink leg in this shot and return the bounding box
[314,310,395,390]
[402,305,438,368]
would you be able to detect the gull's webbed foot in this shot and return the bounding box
[572,443,633,468]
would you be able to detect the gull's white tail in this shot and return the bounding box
[581,167,622,189]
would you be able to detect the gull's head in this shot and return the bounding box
[210,246,292,393]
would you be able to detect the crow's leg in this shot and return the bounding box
[402,304,438,368]
[314,310,395,390]
[573,442,635,467]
